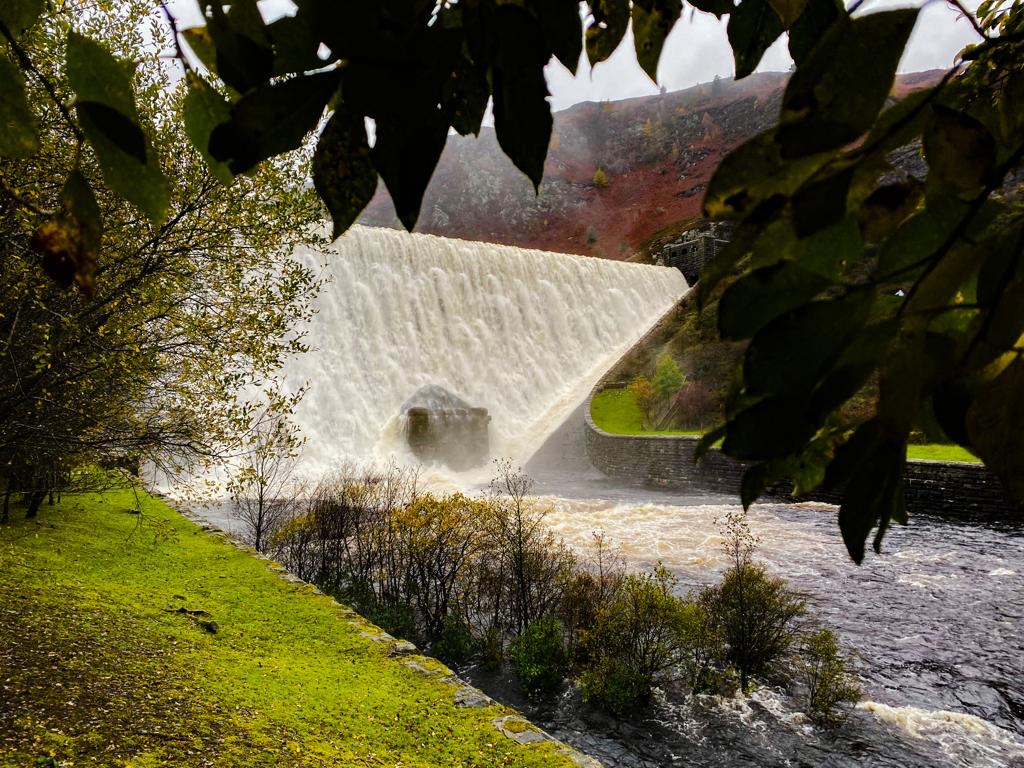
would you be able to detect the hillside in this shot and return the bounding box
[360,71,945,261]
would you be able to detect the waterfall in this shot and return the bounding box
[284,226,687,477]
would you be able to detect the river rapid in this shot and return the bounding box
[494,489,1024,768]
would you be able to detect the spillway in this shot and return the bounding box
[284,226,687,476]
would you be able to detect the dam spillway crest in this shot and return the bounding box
[283,226,687,475]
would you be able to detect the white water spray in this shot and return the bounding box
[284,226,687,476]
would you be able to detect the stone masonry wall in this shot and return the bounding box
[584,402,1020,519]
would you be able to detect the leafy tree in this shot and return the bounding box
[4,0,1023,560]
[703,510,806,692]
[652,352,685,401]
[228,402,306,553]
[0,3,322,511]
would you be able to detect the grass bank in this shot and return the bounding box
[591,388,981,464]
[0,485,574,768]
[589,389,702,436]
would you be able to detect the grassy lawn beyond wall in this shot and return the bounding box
[590,388,981,463]
[0,487,572,768]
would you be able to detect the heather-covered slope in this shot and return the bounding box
[361,71,944,261]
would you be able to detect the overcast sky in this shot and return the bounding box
[169,0,982,114]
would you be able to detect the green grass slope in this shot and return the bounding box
[0,486,574,768]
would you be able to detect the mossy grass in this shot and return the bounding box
[593,387,983,464]
[0,484,572,768]
[905,443,981,463]
[590,388,702,436]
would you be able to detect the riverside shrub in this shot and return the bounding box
[509,617,570,697]
[702,562,807,693]
[798,628,862,725]
[580,566,695,712]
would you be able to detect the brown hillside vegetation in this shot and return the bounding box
[361,71,945,260]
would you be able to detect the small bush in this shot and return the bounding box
[672,381,721,429]
[652,353,685,402]
[627,376,655,426]
[431,616,476,665]
[798,628,861,726]
[702,562,806,692]
[592,166,609,187]
[579,656,647,715]
[580,565,692,712]
[509,617,569,697]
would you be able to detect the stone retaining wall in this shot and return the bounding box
[584,403,1019,519]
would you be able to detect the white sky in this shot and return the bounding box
[168,0,982,113]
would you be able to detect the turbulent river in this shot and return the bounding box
[194,227,1023,767]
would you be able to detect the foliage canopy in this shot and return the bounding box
[2,0,1023,558]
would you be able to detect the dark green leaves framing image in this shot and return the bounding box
[66,31,169,225]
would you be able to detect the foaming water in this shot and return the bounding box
[530,491,1024,767]
[285,226,686,476]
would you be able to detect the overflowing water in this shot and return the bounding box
[192,228,1022,767]
[284,226,687,476]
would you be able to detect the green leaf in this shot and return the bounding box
[586,0,630,66]
[694,423,727,462]
[703,128,833,219]
[444,58,490,137]
[923,105,997,197]
[768,0,808,28]
[965,358,1024,502]
[791,165,853,238]
[744,291,873,398]
[267,13,326,76]
[876,194,970,280]
[209,71,339,174]
[688,0,735,18]
[66,31,139,119]
[537,0,584,75]
[182,27,220,76]
[788,0,843,65]
[76,101,147,164]
[493,5,552,191]
[66,32,168,224]
[718,261,831,340]
[182,75,234,185]
[863,87,935,154]
[372,111,449,231]
[778,9,918,157]
[857,179,924,245]
[632,0,682,82]
[204,2,274,93]
[741,462,770,509]
[0,54,38,157]
[0,0,43,36]
[722,395,818,460]
[727,0,785,80]
[61,170,102,256]
[312,108,378,240]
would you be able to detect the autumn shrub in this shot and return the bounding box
[672,381,722,429]
[580,565,696,712]
[592,166,609,187]
[627,376,655,427]
[509,617,570,697]
[797,628,861,725]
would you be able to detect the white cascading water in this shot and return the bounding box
[283,225,687,477]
